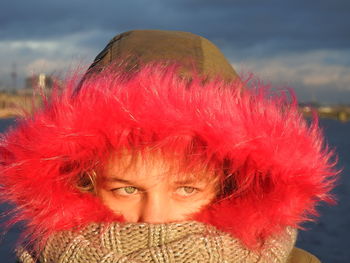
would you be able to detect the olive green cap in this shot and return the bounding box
[87,29,238,82]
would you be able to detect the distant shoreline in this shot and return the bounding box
[1,108,349,122]
[1,91,350,122]
[0,91,42,119]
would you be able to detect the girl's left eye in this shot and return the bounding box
[113,186,139,196]
[175,186,198,197]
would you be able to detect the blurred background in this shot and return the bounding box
[0,0,349,262]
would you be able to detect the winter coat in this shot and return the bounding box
[1,30,335,262]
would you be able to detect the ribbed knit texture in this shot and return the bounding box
[17,222,297,263]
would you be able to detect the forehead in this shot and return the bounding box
[102,149,214,183]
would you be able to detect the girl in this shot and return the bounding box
[1,30,336,262]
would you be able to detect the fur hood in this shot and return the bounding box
[0,63,337,249]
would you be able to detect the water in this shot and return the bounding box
[296,119,350,263]
[0,118,349,262]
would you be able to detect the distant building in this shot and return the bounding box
[18,74,54,96]
[25,73,53,90]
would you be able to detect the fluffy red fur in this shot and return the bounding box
[0,64,337,249]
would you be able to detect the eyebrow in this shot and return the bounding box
[105,177,200,185]
[174,177,212,187]
[105,177,136,184]
[173,178,197,185]
[105,176,207,186]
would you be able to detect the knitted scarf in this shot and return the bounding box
[17,222,297,263]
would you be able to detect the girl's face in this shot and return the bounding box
[96,152,218,223]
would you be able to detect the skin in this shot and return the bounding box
[96,152,218,223]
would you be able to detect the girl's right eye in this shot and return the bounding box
[112,186,139,196]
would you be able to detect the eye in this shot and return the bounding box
[175,186,198,197]
[113,186,139,196]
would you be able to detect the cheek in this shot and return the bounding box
[97,189,140,217]
[96,189,117,211]
[171,192,216,220]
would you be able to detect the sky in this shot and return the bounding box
[0,0,349,104]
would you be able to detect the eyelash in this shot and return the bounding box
[111,186,199,197]
[112,186,139,196]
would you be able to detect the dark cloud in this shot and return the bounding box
[1,0,349,56]
[1,0,349,102]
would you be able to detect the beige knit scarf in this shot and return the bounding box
[17,222,297,263]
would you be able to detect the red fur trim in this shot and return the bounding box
[0,64,337,249]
